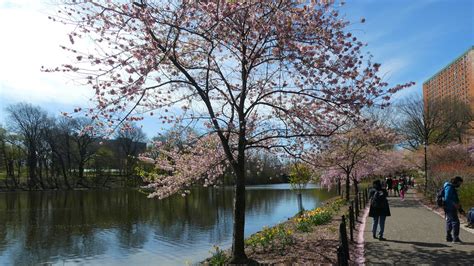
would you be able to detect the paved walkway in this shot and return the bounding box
[363,190,474,265]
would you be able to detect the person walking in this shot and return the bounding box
[386,176,393,196]
[444,176,464,243]
[369,180,391,241]
[399,177,407,201]
[393,178,399,197]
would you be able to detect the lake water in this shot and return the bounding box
[0,184,335,265]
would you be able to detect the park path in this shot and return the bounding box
[363,190,474,265]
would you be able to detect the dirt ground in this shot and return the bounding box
[244,199,362,265]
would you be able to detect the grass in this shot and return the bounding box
[241,197,346,256]
[245,224,294,253]
[459,182,474,210]
[208,246,229,265]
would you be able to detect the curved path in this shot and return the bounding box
[363,190,474,265]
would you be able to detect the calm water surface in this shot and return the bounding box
[0,184,335,265]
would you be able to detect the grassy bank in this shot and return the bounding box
[205,197,348,264]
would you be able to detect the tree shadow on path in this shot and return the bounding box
[384,239,451,248]
[365,241,474,265]
[386,198,420,208]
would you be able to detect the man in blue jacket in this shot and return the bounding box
[444,176,464,243]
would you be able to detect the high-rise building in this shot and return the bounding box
[423,46,474,109]
[423,46,474,143]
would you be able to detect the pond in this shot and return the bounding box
[0,184,335,265]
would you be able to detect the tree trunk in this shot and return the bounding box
[57,155,71,190]
[78,162,88,188]
[1,141,11,178]
[354,179,359,196]
[337,178,341,196]
[62,164,71,190]
[230,115,248,263]
[8,160,18,188]
[16,160,21,184]
[345,172,350,201]
[297,192,304,214]
[27,149,38,189]
[424,143,428,192]
[38,158,44,189]
[44,160,50,186]
[230,161,248,263]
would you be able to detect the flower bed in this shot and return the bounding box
[205,197,348,264]
[245,224,294,254]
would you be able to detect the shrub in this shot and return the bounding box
[208,246,228,265]
[295,207,332,232]
[245,224,293,253]
[459,182,474,210]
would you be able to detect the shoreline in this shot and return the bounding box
[203,195,348,265]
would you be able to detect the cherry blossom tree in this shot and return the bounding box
[372,150,413,177]
[46,0,413,262]
[317,122,398,200]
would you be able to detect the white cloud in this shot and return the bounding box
[378,57,410,82]
[0,0,94,105]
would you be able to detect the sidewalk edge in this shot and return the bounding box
[413,192,474,235]
[355,206,370,265]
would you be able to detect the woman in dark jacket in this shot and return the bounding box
[369,179,391,240]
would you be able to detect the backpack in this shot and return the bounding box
[436,186,446,207]
[468,208,474,225]
[371,191,384,209]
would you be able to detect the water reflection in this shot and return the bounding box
[0,184,334,265]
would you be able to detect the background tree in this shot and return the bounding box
[0,125,20,188]
[317,121,397,200]
[397,96,472,191]
[289,162,313,213]
[43,118,75,189]
[6,103,48,189]
[91,146,116,187]
[372,150,413,177]
[69,118,99,188]
[439,99,472,143]
[115,124,147,179]
[49,0,413,261]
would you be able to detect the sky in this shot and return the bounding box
[0,0,473,138]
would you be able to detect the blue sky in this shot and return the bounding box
[341,0,473,101]
[0,0,473,138]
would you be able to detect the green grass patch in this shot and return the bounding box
[208,246,229,265]
[459,182,474,209]
[294,198,346,232]
[245,224,294,253]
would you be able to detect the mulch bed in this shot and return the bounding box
[245,198,363,265]
[203,197,366,265]
[245,216,341,264]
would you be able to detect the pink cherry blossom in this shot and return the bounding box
[46,1,414,262]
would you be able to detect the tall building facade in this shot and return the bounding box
[423,46,474,143]
[423,46,474,109]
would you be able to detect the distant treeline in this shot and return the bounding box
[1,103,290,191]
[0,103,147,191]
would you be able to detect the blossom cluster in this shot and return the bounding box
[140,133,229,199]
